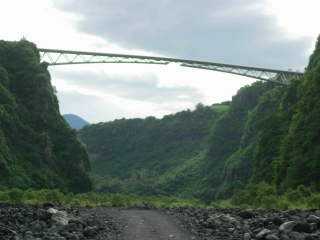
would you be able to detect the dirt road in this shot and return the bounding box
[115,209,195,240]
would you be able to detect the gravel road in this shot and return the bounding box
[115,209,194,240]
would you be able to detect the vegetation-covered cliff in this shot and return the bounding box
[0,40,91,192]
[203,36,320,203]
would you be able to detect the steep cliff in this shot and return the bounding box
[0,40,91,192]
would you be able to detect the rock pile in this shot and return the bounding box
[167,207,320,240]
[0,204,121,240]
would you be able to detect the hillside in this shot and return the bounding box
[0,40,91,192]
[202,36,320,201]
[79,103,229,196]
[63,114,89,130]
[79,36,320,202]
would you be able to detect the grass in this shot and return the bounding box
[0,188,204,208]
[0,186,319,210]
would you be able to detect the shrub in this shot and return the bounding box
[260,195,279,209]
[306,193,320,209]
[8,188,24,204]
[43,189,65,204]
[0,191,9,202]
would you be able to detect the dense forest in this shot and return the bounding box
[80,36,320,203]
[79,103,229,196]
[0,40,91,192]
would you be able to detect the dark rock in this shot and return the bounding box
[307,215,320,223]
[271,216,283,226]
[42,203,55,209]
[293,222,313,233]
[244,232,251,240]
[83,226,98,237]
[239,210,255,219]
[288,231,306,240]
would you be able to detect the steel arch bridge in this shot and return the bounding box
[39,48,304,85]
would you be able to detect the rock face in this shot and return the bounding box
[166,207,320,240]
[0,204,121,240]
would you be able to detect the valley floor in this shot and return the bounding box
[115,209,193,240]
[0,204,320,239]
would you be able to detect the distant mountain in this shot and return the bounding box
[64,114,89,130]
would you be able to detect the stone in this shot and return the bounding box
[309,223,317,232]
[271,216,283,226]
[279,221,297,231]
[239,210,255,219]
[307,215,320,223]
[288,231,306,240]
[256,228,271,239]
[244,232,251,240]
[42,202,55,209]
[83,226,98,237]
[266,234,280,240]
[293,222,313,233]
[47,208,69,226]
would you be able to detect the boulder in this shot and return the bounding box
[293,222,313,233]
[256,228,271,239]
[279,221,296,231]
[47,208,69,226]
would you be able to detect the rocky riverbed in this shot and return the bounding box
[167,207,320,240]
[1,204,320,239]
[0,203,122,240]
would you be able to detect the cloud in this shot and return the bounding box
[46,0,317,122]
[50,62,257,123]
[57,85,203,123]
[1,0,317,122]
[52,68,204,103]
[54,0,311,70]
[52,65,215,122]
[57,91,125,122]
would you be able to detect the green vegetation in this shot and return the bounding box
[79,35,320,208]
[229,183,320,210]
[201,36,320,201]
[0,189,202,208]
[0,40,91,192]
[79,103,229,197]
[1,187,320,210]
[1,36,320,210]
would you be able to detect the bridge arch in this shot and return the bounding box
[39,48,304,85]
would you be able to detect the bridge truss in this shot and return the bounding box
[39,48,304,85]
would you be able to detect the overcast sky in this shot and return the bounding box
[0,0,319,123]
